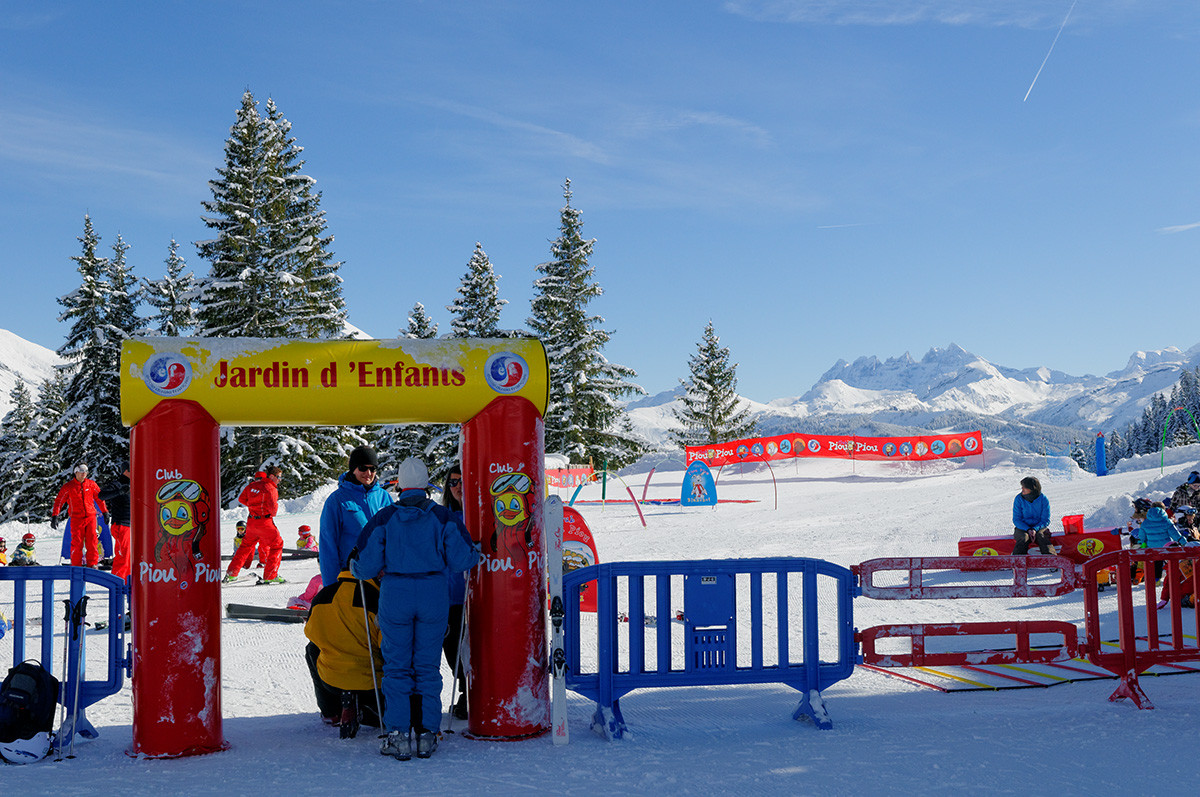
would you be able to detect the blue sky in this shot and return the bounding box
[2,1,1199,401]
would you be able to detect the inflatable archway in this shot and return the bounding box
[120,337,551,757]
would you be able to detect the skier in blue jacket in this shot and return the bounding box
[350,457,479,761]
[1012,476,1052,554]
[319,445,392,588]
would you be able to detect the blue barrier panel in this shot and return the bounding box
[1,565,131,742]
[563,557,859,739]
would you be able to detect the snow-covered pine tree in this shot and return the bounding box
[371,304,459,480]
[262,98,346,339]
[53,217,133,482]
[143,239,197,336]
[1104,430,1125,471]
[448,242,508,337]
[669,321,757,448]
[0,382,41,521]
[527,180,645,468]
[195,91,351,501]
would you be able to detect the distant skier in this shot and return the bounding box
[1170,471,1200,513]
[297,525,318,552]
[98,462,132,579]
[0,536,7,566]
[1012,476,1051,555]
[225,467,285,585]
[51,463,106,567]
[10,533,38,567]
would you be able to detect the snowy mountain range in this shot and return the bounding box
[3,328,1197,459]
[627,342,1200,458]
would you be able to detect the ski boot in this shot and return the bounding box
[256,576,287,586]
[381,730,411,761]
[339,692,360,739]
[221,573,238,584]
[415,729,438,759]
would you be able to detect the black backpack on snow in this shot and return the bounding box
[0,660,60,744]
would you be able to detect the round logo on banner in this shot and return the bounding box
[766,442,777,455]
[736,444,749,459]
[751,443,764,457]
[779,439,792,454]
[915,442,929,456]
[484,352,529,394]
[964,436,979,452]
[807,439,821,454]
[899,442,913,456]
[143,353,193,398]
[931,440,946,455]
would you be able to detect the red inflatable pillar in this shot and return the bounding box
[461,395,549,738]
[128,399,227,757]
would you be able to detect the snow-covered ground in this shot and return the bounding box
[3,447,1199,795]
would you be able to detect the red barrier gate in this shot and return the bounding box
[859,621,1079,668]
[1081,548,1200,709]
[855,555,1079,600]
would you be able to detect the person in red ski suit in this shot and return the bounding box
[225,466,285,584]
[51,463,107,567]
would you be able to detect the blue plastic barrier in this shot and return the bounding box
[1,565,131,741]
[563,557,858,739]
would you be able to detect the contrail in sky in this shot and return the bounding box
[1023,0,1079,102]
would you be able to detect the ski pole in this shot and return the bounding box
[55,598,72,761]
[67,595,89,759]
[443,587,470,732]
[358,578,385,735]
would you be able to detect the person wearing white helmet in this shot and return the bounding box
[350,457,479,761]
[50,463,107,567]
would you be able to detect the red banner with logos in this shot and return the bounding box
[547,466,594,489]
[686,430,983,467]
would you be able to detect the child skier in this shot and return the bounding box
[350,457,479,761]
[10,533,37,567]
[297,525,318,552]
[0,537,7,566]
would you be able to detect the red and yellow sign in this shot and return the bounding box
[120,337,548,427]
[687,431,983,467]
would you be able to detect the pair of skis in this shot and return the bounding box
[546,495,568,745]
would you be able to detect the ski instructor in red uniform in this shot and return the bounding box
[224,466,286,585]
[51,463,106,567]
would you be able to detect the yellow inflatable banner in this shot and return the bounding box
[121,337,548,427]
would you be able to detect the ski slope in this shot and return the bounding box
[3,447,1200,795]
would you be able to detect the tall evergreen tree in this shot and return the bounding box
[527,180,644,467]
[195,91,350,500]
[143,239,197,336]
[371,305,458,479]
[669,321,757,448]
[53,217,132,481]
[0,382,41,521]
[448,242,507,337]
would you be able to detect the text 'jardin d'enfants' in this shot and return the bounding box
[212,359,467,389]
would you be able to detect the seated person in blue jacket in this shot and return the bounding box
[1012,476,1051,555]
[350,457,480,761]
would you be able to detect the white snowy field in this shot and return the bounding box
[3,447,1200,795]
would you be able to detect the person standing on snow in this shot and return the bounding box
[350,457,479,761]
[318,445,391,588]
[225,466,286,585]
[1012,476,1052,555]
[51,463,106,567]
[1170,471,1200,513]
[440,462,469,721]
[98,462,132,580]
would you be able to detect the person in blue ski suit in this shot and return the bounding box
[350,457,479,760]
[1012,476,1051,555]
[319,445,392,588]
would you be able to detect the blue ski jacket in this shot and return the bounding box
[1134,507,1191,549]
[319,472,393,587]
[1012,493,1050,531]
[350,489,479,581]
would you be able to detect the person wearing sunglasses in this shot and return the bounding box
[439,463,469,720]
[319,445,393,588]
